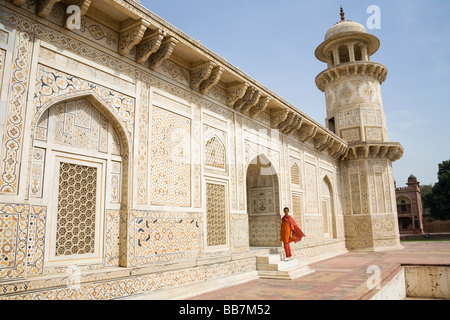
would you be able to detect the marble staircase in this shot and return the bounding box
[255,248,315,280]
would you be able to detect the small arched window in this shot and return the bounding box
[205,136,226,170]
[291,163,300,186]
[338,45,350,64]
[354,44,363,61]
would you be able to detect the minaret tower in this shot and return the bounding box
[315,8,404,251]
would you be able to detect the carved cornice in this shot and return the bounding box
[315,61,387,92]
[271,112,348,159]
[342,142,403,162]
[7,0,351,161]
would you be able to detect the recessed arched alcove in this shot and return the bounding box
[246,154,281,248]
[30,93,131,271]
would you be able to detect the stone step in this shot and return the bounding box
[258,263,315,280]
[256,254,315,280]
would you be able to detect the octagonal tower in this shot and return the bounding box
[315,8,404,251]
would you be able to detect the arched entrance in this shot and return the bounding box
[246,154,281,247]
[30,96,129,270]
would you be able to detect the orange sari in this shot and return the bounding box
[280,215,306,244]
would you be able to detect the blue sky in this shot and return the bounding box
[141,0,450,186]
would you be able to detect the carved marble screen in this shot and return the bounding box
[206,182,227,248]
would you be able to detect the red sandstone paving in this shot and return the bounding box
[188,242,450,300]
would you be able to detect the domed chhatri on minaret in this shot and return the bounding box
[315,7,391,144]
[315,8,404,251]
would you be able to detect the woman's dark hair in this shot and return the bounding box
[283,207,290,212]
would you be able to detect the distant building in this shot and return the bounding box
[395,175,424,234]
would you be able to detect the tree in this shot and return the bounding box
[420,184,433,215]
[429,159,450,220]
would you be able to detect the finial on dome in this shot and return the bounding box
[340,6,345,21]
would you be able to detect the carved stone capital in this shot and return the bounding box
[148,36,179,70]
[190,61,215,90]
[37,0,61,17]
[199,66,223,94]
[249,96,271,118]
[226,82,249,107]
[119,19,150,56]
[136,30,164,64]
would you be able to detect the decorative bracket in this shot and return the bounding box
[298,124,318,142]
[278,112,295,133]
[249,96,271,118]
[285,115,303,135]
[190,61,215,90]
[241,89,261,114]
[314,134,334,152]
[341,142,404,162]
[234,86,256,111]
[119,19,150,56]
[226,82,249,107]
[148,36,179,70]
[199,66,223,94]
[37,0,61,17]
[136,29,164,64]
[12,0,28,6]
[271,110,289,129]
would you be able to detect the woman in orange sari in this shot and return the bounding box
[280,207,305,260]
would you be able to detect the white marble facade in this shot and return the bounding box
[0,1,401,299]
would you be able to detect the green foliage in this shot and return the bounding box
[428,159,450,220]
[420,184,433,215]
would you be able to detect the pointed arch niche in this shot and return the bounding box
[29,94,131,272]
[246,154,281,247]
[321,176,337,239]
